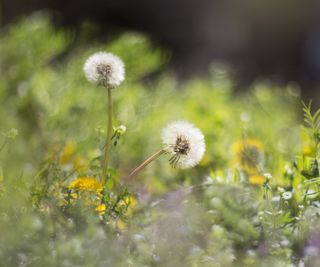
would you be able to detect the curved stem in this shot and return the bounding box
[127,149,165,179]
[101,87,113,185]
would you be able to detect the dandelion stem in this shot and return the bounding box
[127,149,165,179]
[101,86,113,185]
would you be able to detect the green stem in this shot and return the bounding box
[101,87,113,185]
[0,140,7,153]
[303,185,310,205]
[127,149,165,179]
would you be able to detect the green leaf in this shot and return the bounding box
[105,179,114,190]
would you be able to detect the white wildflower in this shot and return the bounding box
[116,125,127,134]
[263,173,272,180]
[282,191,293,200]
[161,121,205,169]
[83,52,125,87]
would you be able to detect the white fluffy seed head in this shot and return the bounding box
[83,52,125,88]
[161,121,206,169]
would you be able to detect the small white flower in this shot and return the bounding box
[161,121,205,169]
[263,173,272,180]
[83,52,125,87]
[117,125,127,134]
[282,191,293,200]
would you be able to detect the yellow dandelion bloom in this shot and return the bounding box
[303,144,315,157]
[69,177,103,192]
[95,204,107,215]
[60,140,77,164]
[249,174,265,186]
[232,139,265,173]
[116,220,127,231]
[123,196,137,207]
[121,196,137,217]
[73,156,89,172]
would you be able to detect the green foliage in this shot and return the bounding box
[1,13,320,267]
[303,101,320,149]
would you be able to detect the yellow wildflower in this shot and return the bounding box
[249,174,265,186]
[73,156,89,172]
[69,177,103,192]
[303,144,315,157]
[60,140,77,164]
[123,196,137,207]
[116,220,127,231]
[122,196,137,217]
[232,139,265,173]
[95,204,107,215]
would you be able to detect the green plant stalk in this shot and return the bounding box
[127,149,165,179]
[0,140,7,153]
[101,87,113,185]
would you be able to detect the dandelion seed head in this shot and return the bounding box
[161,121,205,169]
[83,52,125,87]
[282,191,293,200]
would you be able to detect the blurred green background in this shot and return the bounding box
[0,14,301,187]
[1,13,319,267]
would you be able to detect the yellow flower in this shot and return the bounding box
[95,204,107,215]
[73,156,89,172]
[116,220,127,231]
[60,140,77,164]
[69,177,103,192]
[232,139,265,173]
[303,144,315,157]
[123,196,137,207]
[249,174,265,186]
[121,196,137,217]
